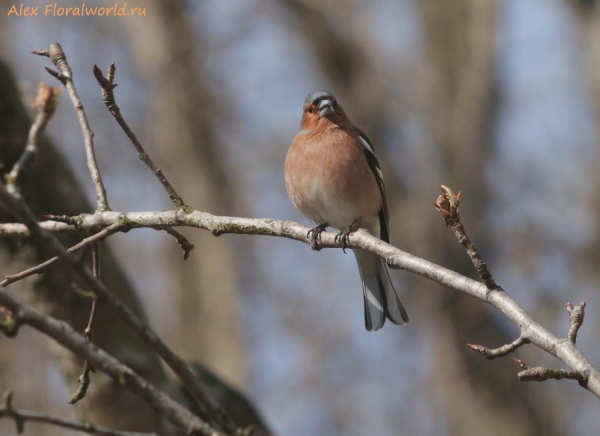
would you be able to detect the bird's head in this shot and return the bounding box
[300,91,350,131]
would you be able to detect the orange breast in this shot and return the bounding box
[284,126,382,230]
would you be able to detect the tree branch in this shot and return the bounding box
[0,289,216,435]
[0,391,177,436]
[434,185,497,289]
[0,207,597,398]
[92,63,185,209]
[0,187,238,434]
[1,222,123,288]
[466,336,529,360]
[156,226,194,260]
[3,83,59,194]
[33,43,110,212]
[434,185,594,389]
[69,243,100,405]
[513,359,590,385]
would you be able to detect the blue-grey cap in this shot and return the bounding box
[304,90,334,105]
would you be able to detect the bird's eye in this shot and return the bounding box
[308,107,314,114]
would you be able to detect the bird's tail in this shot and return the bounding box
[353,249,409,331]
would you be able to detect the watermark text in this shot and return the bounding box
[7,3,146,17]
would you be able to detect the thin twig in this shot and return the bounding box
[4,83,60,194]
[35,43,110,211]
[566,301,586,344]
[92,63,185,208]
[1,222,123,287]
[513,358,589,386]
[1,391,176,436]
[69,244,100,405]
[466,336,529,360]
[156,226,194,260]
[433,185,497,290]
[0,185,237,434]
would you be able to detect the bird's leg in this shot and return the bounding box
[307,223,329,251]
[335,219,357,254]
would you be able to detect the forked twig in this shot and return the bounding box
[93,63,185,209]
[34,43,110,211]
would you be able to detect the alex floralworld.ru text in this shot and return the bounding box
[7,3,146,16]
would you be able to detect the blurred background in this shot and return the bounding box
[0,0,600,435]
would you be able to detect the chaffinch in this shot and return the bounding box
[284,91,409,331]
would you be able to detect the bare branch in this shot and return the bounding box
[434,185,497,289]
[513,358,589,385]
[0,187,238,434]
[466,336,529,360]
[0,207,598,398]
[0,287,218,435]
[1,222,123,287]
[434,184,598,392]
[156,226,194,260]
[1,391,175,436]
[35,43,110,211]
[4,83,60,194]
[1,193,600,402]
[69,244,100,405]
[566,301,586,344]
[92,63,185,209]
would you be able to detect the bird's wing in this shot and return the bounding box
[353,126,390,243]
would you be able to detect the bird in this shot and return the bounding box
[284,90,409,331]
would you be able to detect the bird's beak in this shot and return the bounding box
[318,99,335,118]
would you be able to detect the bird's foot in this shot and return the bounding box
[307,223,329,251]
[335,227,353,254]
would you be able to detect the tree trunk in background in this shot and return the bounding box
[278,0,564,434]
[0,60,173,432]
[569,1,600,118]
[569,1,600,320]
[118,0,246,389]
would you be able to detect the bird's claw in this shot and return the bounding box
[307,223,329,251]
[335,227,352,253]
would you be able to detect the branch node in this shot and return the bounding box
[385,255,394,268]
[211,227,224,237]
[1,390,24,433]
[513,358,589,385]
[44,66,65,83]
[158,227,194,260]
[42,214,85,226]
[116,216,136,233]
[180,205,195,215]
